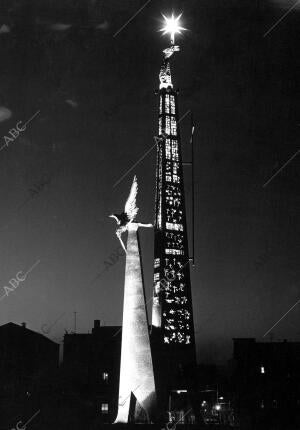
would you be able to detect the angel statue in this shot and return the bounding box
[109,176,152,252]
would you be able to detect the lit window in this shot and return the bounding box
[154,273,160,281]
[260,400,264,409]
[154,282,160,294]
[170,95,175,114]
[165,116,171,134]
[171,141,179,161]
[166,161,172,174]
[177,332,184,340]
[179,283,185,292]
[101,403,109,413]
[166,222,183,231]
[102,372,109,381]
[159,96,163,114]
[261,366,265,374]
[183,310,191,319]
[154,258,160,268]
[153,297,159,305]
[171,117,177,135]
[166,139,171,159]
[165,94,170,113]
[166,249,184,255]
[166,196,174,206]
[173,162,179,175]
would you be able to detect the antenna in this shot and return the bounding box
[183,111,196,266]
[74,311,77,333]
[190,112,195,267]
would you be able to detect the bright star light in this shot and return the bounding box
[159,13,186,45]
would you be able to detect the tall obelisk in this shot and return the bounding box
[114,222,157,423]
[150,14,197,420]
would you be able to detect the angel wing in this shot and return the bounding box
[124,175,139,221]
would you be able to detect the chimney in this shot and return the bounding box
[92,320,101,334]
[21,322,26,329]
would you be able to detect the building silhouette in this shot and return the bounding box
[62,320,121,424]
[0,322,59,394]
[233,338,300,429]
[0,322,59,428]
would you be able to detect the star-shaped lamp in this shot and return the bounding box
[159,13,187,45]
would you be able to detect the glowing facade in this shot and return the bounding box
[152,45,196,353]
[115,223,157,423]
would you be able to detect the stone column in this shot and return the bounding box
[114,222,157,423]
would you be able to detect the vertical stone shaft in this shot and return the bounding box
[114,223,157,423]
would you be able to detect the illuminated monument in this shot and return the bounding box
[111,177,157,423]
[112,14,197,424]
[151,14,197,413]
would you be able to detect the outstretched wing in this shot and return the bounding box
[124,175,139,221]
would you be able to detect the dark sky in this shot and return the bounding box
[0,0,299,364]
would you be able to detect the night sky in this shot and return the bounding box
[0,0,299,364]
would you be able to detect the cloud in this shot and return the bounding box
[50,23,72,31]
[0,24,10,34]
[65,99,78,108]
[0,106,12,122]
[270,0,300,9]
[95,21,109,30]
